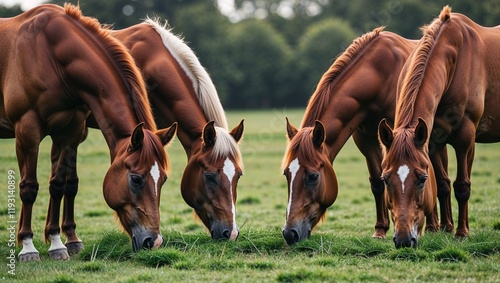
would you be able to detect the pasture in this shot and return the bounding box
[1,109,499,282]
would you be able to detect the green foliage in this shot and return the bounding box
[134,248,185,267]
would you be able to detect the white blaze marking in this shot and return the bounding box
[223,157,238,232]
[19,238,39,256]
[286,158,300,220]
[398,164,410,194]
[48,234,67,251]
[150,161,160,197]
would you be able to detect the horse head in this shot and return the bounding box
[378,118,437,248]
[181,120,244,240]
[281,119,338,245]
[103,122,177,252]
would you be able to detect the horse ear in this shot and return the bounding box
[202,121,216,148]
[157,122,177,146]
[378,118,393,149]
[312,120,326,148]
[230,119,244,143]
[129,122,145,151]
[286,117,298,140]
[414,118,428,148]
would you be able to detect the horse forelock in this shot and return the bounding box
[385,128,421,165]
[208,127,243,169]
[281,127,327,171]
[144,17,229,130]
[395,6,451,128]
[140,130,170,175]
[63,4,156,131]
[302,27,385,127]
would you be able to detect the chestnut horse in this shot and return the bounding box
[282,27,432,245]
[379,6,500,245]
[0,4,176,261]
[108,19,244,240]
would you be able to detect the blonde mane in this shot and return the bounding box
[395,6,451,128]
[144,17,229,130]
[301,27,385,127]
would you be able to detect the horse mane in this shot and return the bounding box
[144,17,229,130]
[64,4,157,131]
[395,5,451,128]
[301,27,385,127]
[281,127,327,170]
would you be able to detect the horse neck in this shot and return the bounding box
[112,25,224,158]
[302,34,415,161]
[394,21,463,131]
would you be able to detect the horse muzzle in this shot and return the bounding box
[211,221,239,241]
[393,229,418,249]
[131,226,163,252]
[282,223,311,245]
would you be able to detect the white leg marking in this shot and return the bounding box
[223,157,238,234]
[150,161,160,197]
[398,165,410,194]
[19,238,39,256]
[286,158,300,220]
[48,234,67,251]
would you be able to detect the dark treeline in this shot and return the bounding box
[2,0,498,109]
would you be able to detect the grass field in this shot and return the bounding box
[1,108,499,282]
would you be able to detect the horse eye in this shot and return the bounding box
[417,174,428,189]
[306,172,319,185]
[205,172,218,184]
[129,174,145,194]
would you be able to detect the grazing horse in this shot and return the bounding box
[0,4,176,261]
[378,6,500,245]
[282,27,428,245]
[108,18,244,240]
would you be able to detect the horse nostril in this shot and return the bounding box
[283,229,300,245]
[222,229,231,240]
[411,238,418,248]
[142,236,154,249]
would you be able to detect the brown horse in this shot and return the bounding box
[282,27,427,245]
[378,5,500,245]
[107,19,244,240]
[0,4,176,261]
[379,119,438,248]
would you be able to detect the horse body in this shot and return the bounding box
[0,4,175,261]
[282,28,421,244]
[379,6,500,244]
[109,19,244,240]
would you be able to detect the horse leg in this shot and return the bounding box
[353,131,389,238]
[451,123,476,238]
[15,120,43,262]
[429,146,453,232]
[45,126,86,259]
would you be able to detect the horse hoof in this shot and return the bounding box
[66,241,84,255]
[48,248,70,260]
[371,232,386,239]
[18,252,40,262]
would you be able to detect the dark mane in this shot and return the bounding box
[281,127,328,170]
[64,4,157,131]
[301,27,385,127]
[395,5,451,128]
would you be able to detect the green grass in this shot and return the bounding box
[0,108,499,282]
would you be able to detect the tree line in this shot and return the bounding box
[1,0,498,109]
